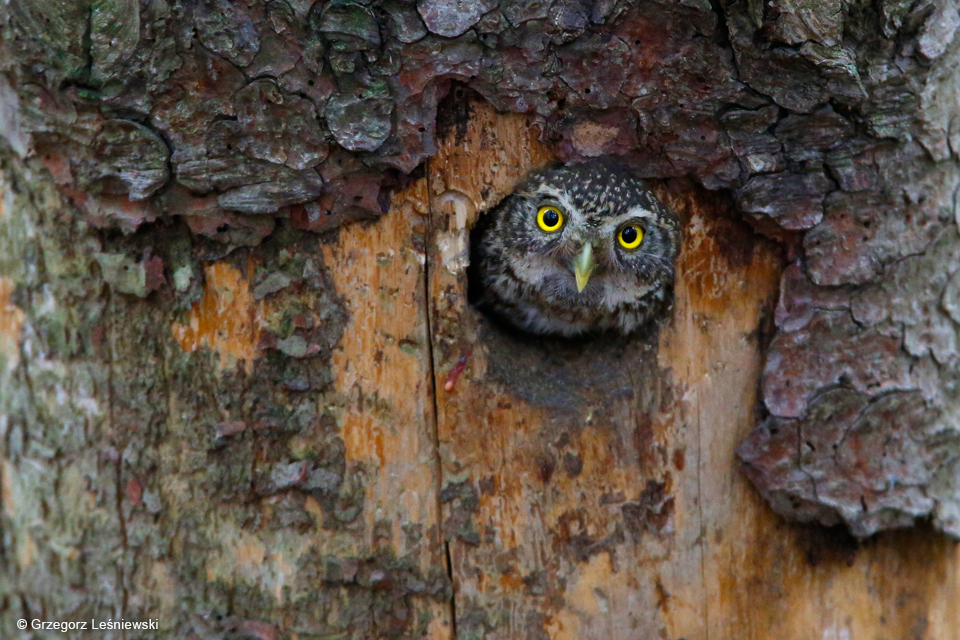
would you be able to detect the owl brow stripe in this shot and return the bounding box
[624,205,658,221]
[593,206,658,232]
[527,184,582,224]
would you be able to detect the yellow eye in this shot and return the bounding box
[618,225,643,249]
[536,206,564,232]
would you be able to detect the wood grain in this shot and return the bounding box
[4,90,960,639]
[164,179,452,637]
[424,96,960,639]
[321,178,453,637]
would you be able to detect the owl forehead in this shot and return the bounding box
[525,164,659,222]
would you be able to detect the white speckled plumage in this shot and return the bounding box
[471,158,682,336]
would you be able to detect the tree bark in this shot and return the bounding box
[3,0,960,639]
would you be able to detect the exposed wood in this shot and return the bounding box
[425,97,960,639]
[0,146,454,637]
[2,81,960,640]
[3,0,960,635]
[319,179,452,637]
[2,0,959,541]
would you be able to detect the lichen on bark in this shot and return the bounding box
[0,143,450,637]
[4,0,960,637]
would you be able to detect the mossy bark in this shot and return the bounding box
[3,0,960,638]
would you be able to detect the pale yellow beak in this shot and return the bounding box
[572,241,596,293]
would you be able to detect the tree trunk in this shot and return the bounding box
[3,1,960,639]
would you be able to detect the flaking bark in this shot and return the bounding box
[3,0,960,637]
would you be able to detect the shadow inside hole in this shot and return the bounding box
[477,318,664,422]
[467,210,667,422]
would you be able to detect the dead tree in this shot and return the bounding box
[2,0,960,638]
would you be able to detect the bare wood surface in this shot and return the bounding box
[426,97,960,639]
[160,179,452,636]
[3,90,960,640]
[3,0,960,634]
[320,179,452,637]
[2,0,959,546]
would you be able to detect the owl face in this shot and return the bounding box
[473,159,681,336]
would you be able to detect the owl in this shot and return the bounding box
[470,159,682,337]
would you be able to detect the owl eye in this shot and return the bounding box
[536,206,564,232]
[618,225,644,249]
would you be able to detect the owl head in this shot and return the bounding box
[471,159,682,336]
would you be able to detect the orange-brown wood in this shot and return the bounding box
[172,261,259,371]
[18,94,955,640]
[320,179,452,637]
[0,276,24,369]
[424,97,960,639]
[168,179,452,637]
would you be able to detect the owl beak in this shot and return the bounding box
[572,241,596,293]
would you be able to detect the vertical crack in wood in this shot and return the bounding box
[444,539,458,638]
[423,157,458,638]
[696,388,708,639]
